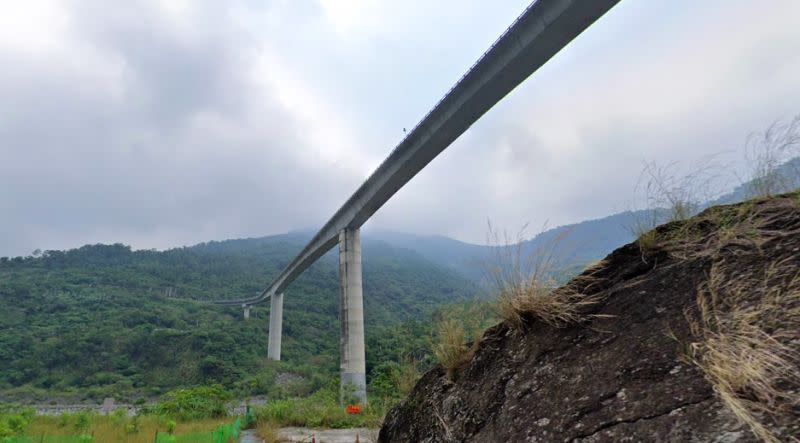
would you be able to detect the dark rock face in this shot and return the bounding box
[380,194,800,442]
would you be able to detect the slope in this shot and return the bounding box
[0,235,476,402]
[380,192,800,442]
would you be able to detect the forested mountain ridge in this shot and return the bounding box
[0,235,476,402]
[3,158,796,403]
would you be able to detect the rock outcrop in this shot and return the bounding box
[380,193,800,442]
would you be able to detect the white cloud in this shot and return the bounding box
[1,0,799,256]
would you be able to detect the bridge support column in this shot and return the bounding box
[338,227,367,404]
[267,292,283,361]
[242,304,250,320]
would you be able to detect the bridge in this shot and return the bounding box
[216,0,620,403]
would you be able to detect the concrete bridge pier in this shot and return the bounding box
[242,304,250,320]
[338,227,367,404]
[267,292,284,361]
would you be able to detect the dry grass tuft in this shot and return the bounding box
[484,224,602,330]
[395,356,421,396]
[745,115,800,198]
[687,262,800,442]
[255,420,280,443]
[635,227,659,254]
[432,318,480,380]
[495,280,602,330]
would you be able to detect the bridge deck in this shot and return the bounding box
[216,0,620,306]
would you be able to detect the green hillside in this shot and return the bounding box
[0,236,476,402]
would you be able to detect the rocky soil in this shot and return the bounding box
[380,193,800,442]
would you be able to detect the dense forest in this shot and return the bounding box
[0,234,477,402]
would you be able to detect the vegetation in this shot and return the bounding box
[252,383,386,429]
[431,319,476,380]
[745,116,800,198]
[147,386,231,421]
[687,260,800,443]
[1,389,243,441]
[0,235,476,401]
[18,413,229,443]
[0,407,33,439]
[484,226,600,330]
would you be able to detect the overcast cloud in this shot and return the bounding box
[1,0,799,256]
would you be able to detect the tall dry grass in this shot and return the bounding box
[483,224,600,329]
[394,356,420,396]
[431,318,477,380]
[431,302,488,379]
[26,414,227,442]
[255,419,279,443]
[745,115,800,198]
[687,261,800,443]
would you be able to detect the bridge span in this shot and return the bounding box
[216,0,620,403]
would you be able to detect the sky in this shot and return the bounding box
[1,0,799,257]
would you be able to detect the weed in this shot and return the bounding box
[431,318,477,380]
[484,224,600,329]
[394,357,420,396]
[636,228,659,253]
[744,115,800,198]
[686,262,800,442]
[255,420,279,443]
[25,414,227,443]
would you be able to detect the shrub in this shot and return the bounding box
[151,385,232,420]
[124,413,142,434]
[0,408,33,438]
[57,412,70,428]
[73,411,91,434]
[253,383,387,430]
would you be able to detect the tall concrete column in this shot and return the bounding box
[338,228,367,404]
[267,292,284,361]
[242,304,250,320]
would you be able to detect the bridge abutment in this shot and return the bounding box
[338,227,367,404]
[267,292,284,361]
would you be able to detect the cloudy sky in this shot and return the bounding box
[1,0,799,256]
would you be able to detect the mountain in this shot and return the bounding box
[379,157,800,283]
[3,158,796,403]
[0,235,476,402]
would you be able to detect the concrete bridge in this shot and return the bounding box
[216,0,620,403]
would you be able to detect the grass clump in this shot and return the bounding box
[148,385,232,420]
[431,318,477,380]
[484,224,600,330]
[429,302,488,380]
[255,420,279,443]
[0,407,34,439]
[687,262,800,442]
[744,115,800,198]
